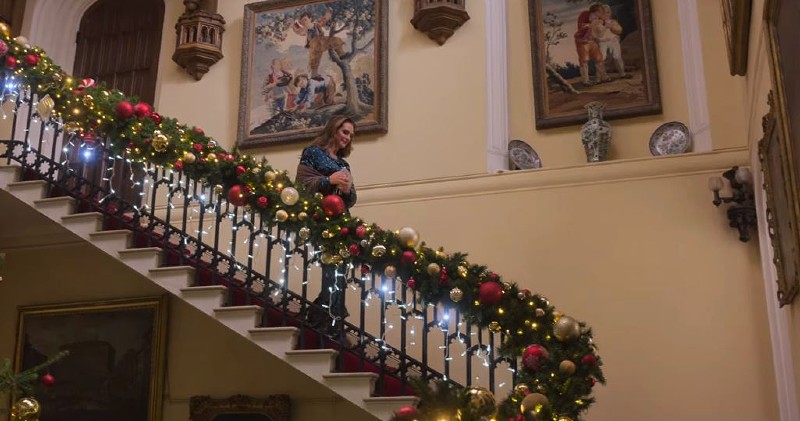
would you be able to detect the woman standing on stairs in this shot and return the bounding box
[295,115,357,335]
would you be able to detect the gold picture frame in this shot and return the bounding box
[759,92,800,306]
[720,0,752,76]
[14,296,169,420]
[190,394,291,421]
[762,0,800,306]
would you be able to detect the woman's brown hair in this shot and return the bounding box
[312,115,355,158]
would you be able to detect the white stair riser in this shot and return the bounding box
[215,310,261,335]
[118,250,162,275]
[285,353,336,376]
[61,215,103,238]
[150,270,194,293]
[0,167,21,188]
[89,233,132,254]
[33,199,74,220]
[181,289,226,315]
[7,182,47,204]
[250,331,299,356]
[322,376,377,403]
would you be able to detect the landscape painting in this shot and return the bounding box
[528,0,661,129]
[237,0,388,148]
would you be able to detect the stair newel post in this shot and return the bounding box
[488,330,497,394]
[443,304,450,382]
[211,190,228,302]
[297,239,310,349]
[47,122,61,184]
[194,183,209,285]
[398,277,409,390]
[33,91,47,153]
[279,229,292,326]
[161,166,176,255]
[357,271,369,370]
[421,302,430,382]
[9,78,21,142]
[21,85,33,147]
[177,171,192,267]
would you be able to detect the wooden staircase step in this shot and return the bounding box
[33,196,75,220]
[285,349,338,374]
[322,372,378,403]
[213,305,263,334]
[61,212,104,238]
[149,266,195,292]
[88,230,133,253]
[180,285,227,314]
[118,247,163,275]
[248,327,300,355]
[6,180,47,203]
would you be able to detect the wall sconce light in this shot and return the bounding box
[411,0,470,46]
[708,166,757,242]
[172,0,226,81]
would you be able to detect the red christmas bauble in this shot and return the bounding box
[348,243,360,256]
[24,54,38,66]
[401,250,416,265]
[227,185,248,207]
[478,282,504,306]
[4,56,16,69]
[522,344,549,371]
[355,225,367,238]
[236,165,246,176]
[150,112,162,124]
[41,373,55,387]
[114,101,135,119]
[360,264,370,275]
[407,278,416,289]
[173,160,184,172]
[588,377,596,387]
[394,405,419,421]
[581,354,597,367]
[193,127,204,135]
[133,102,153,119]
[321,194,345,217]
[193,143,203,152]
[257,196,268,208]
[340,226,350,236]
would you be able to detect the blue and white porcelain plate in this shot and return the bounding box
[508,140,542,169]
[649,122,692,156]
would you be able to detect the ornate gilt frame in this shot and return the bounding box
[759,92,800,306]
[720,0,752,76]
[190,394,291,421]
[14,296,169,419]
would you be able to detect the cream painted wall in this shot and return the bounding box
[0,244,374,421]
[153,1,487,186]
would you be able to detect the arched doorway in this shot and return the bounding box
[73,0,164,104]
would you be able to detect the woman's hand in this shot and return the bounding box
[329,170,350,192]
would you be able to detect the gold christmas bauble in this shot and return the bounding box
[457,265,468,278]
[467,386,495,414]
[213,184,223,194]
[152,130,169,152]
[426,262,441,276]
[513,383,530,396]
[280,187,300,206]
[11,397,41,420]
[275,209,289,222]
[449,287,463,302]
[371,245,386,257]
[553,315,581,342]
[264,170,277,182]
[183,151,196,163]
[14,35,29,48]
[320,252,335,264]
[298,212,308,221]
[384,265,397,278]
[397,226,420,248]
[206,152,217,161]
[520,392,549,413]
[0,22,10,37]
[321,229,334,239]
[559,360,576,375]
[339,247,350,258]
[488,321,501,332]
[298,227,311,240]
[535,308,546,317]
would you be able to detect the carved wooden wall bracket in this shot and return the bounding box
[172,0,225,80]
[411,0,470,46]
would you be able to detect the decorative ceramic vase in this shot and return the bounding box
[580,101,611,162]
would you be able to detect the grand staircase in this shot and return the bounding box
[0,161,421,420]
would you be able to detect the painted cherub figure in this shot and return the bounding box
[292,8,346,77]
